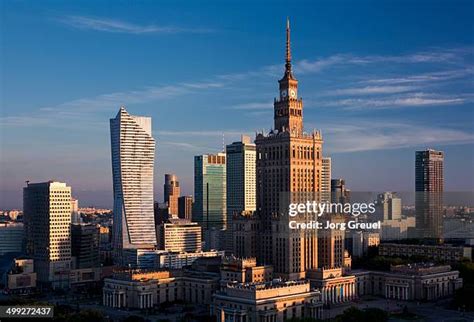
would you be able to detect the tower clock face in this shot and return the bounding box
[290,89,296,98]
[281,89,288,98]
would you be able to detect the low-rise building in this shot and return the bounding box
[122,248,159,269]
[157,219,202,253]
[211,280,323,321]
[70,267,102,289]
[5,258,37,294]
[220,257,273,285]
[351,231,380,258]
[157,250,225,269]
[353,263,463,301]
[103,268,220,309]
[379,243,472,262]
[103,271,160,309]
[307,267,357,305]
[380,217,416,241]
[121,248,225,270]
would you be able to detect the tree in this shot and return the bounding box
[334,307,388,322]
[123,316,147,322]
[67,309,105,322]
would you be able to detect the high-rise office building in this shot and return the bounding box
[194,153,227,250]
[23,181,72,289]
[178,196,193,220]
[331,179,350,204]
[194,153,227,230]
[415,149,444,240]
[71,197,81,224]
[110,107,157,262]
[255,19,323,279]
[0,222,24,255]
[157,219,202,253]
[154,201,170,226]
[375,192,402,221]
[71,223,100,269]
[226,135,256,252]
[164,174,180,217]
[321,157,331,203]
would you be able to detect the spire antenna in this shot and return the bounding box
[284,17,293,78]
[222,132,225,152]
[286,17,291,64]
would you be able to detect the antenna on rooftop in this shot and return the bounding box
[222,133,225,152]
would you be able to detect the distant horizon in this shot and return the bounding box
[2,188,474,210]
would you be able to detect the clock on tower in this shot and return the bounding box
[274,18,303,134]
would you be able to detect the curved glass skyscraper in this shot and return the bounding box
[110,107,156,261]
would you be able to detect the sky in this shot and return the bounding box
[1,0,473,209]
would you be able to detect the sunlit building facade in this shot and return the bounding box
[415,149,444,240]
[226,135,256,252]
[164,174,180,217]
[23,181,72,289]
[321,157,331,203]
[194,153,227,230]
[110,107,157,262]
[255,19,323,279]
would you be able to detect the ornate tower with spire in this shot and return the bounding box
[255,19,324,280]
[274,18,303,135]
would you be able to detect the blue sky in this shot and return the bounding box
[1,0,473,209]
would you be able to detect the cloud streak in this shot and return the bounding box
[156,130,248,137]
[0,81,225,127]
[320,121,474,153]
[319,93,467,110]
[215,47,472,87]
[362,68,474,85]
[3,47,471,131]
[159,141,217,152]
[325,85,417,96]
[293,49,471,74]
[58,16,214,34]
[229,102,273,110]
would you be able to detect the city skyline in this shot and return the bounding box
[1,1,474,209]
[1,5,473,320]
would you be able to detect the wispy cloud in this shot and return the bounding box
[0,81,225,127]
[0,116,55,127]
[319,93,467,110]
[160,141,216,152]
[3,47,471,129]
[74,81,223,110]
[217,65,280,81]
[362,68,474,85]
[325,85,417,96]
[216,47,472,83]
[320,121,474,153]
[181,82,223,89]
[58,16,214,34]
[156,130,247,137]
[229,102,272,110]
[294,49,471,74]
